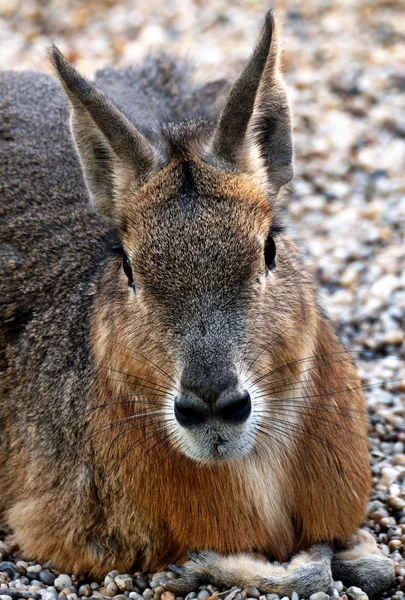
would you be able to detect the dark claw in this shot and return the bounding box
[187,550,200,561]
[168,563,186,576]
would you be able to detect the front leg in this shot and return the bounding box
[332,529,395,597]
[166,545,334,597]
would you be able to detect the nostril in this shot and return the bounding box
[174,390,251,428]
[174,397,208,428]
[216,390,251,424]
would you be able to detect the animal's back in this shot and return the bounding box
[0,70,105,321]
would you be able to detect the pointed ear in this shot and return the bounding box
[49,46,161,219]
[209,11,293,191]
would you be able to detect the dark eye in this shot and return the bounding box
[123,255,135,289]
[264,235,276,271]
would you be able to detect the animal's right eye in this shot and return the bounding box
[264,235,277,271]
[123,255,134,289]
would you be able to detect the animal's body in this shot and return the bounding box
[0,12,395,597]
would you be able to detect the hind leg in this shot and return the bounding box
[166,545,334,597]
[332,529,395,597]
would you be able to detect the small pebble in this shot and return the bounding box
[0,563,19,579]
[390,497,405,510]
[346,588,368,600]
[39,572,56,586]
[309,593,329,600]
[105,584,119,597]
[27,566,43,580]
[54,578,73,593]
[382,468,399,487]
[78,585,92,597]
[16,563,28,576]
[40,592,58,600]
[115,577,135,593]
[154,586,166,595]
[149,580,163,590]
[61,589,76,597]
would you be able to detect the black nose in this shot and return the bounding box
[174,389,251,428]
[217,389,251,423]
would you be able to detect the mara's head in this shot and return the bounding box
[51,12,318,463]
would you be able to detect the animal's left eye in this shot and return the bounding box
[264,235,276,271]
[123,255,135,288]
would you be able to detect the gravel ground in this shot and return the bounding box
[1,0,404,599]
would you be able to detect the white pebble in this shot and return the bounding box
[105,582,119,597]
[346,587,369,600]
[114,575,134,591]
[54,575,73,591]
[383,330,404,345]
[39,592,58,600]
[370,275,401,301]
[151,572,167,581]
[309,593,329,600]
[27,565,42,574]
[389,496,405,510]
[381,467,399,486]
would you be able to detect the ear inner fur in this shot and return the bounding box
[49,46,162,218]
[208,10,293,192]
[210,11,275,168]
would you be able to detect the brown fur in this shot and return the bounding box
[1,11,394,597]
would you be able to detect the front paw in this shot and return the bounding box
[165,551,220,593]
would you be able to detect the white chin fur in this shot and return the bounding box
[171,420,256,463]
[164,375,262,462]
